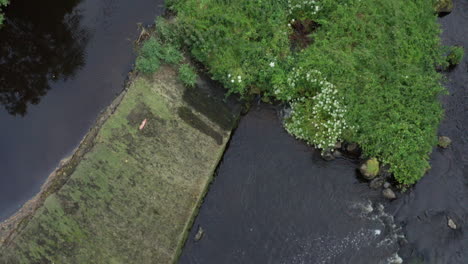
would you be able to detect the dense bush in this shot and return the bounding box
[178,63,197,87]
[446,45,464,66]
[135,37,162,74]
[163,0,445,185]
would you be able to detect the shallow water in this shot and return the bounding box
[180,1,467,263]
[0,0,163,220]
[179,105,404,264]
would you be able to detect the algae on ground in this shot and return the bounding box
[0,66,239,263]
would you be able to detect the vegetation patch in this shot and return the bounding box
[445,45,464,67]
[0,0,8,25]
[157,0,446,185]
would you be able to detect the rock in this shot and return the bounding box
[194,226,204,241]
[333,150,342,158]
[321,150,335,161]
[369,177,385,189]
[346,142,358,152]
[379,165,392,179]
[382,188,396,200]
[281,107,292,120]
[335,142,342,149]
[438,136,452,148]
[383,182,391,189]
[359,158,380,180]
[435,0,453,15]
[447,218,457,229]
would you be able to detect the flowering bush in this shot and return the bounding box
[281,69,350,151]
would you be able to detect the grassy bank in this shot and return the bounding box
[158,0,447,185]
[0,66,239,263]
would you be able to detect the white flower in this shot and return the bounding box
[269,62,275,68]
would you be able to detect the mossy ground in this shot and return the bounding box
[0,66,238,263]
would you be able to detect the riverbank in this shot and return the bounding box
[0,65,240,263]
[164,0,448,186]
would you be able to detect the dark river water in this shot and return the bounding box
[0,0,162,220]
[180,2,468,263]
[0,0,466,263]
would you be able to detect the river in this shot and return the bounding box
[179,1,467,263]
[0,0,466,263]
[0,0,162,220]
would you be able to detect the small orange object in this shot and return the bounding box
[139,119,147,130]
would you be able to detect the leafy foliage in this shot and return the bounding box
[178,63,197,87]
[163,0,445,185]
[135,36,183,74]
[136,37,162,74]
[446,45,464,66]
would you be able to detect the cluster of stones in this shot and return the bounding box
[320,134,452,201]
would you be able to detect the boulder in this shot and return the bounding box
[346,142,358,152]
[333,150,342,158]
[438,136,452,148]
[379,164,392,179]
[194,226,204,241]
[369,177,385,189]
[321,150,335,161]
[382,188,396,200]
[335,142,342,150]
[435,0,454,15]
[359,158,380,180]
[447,218,457,230]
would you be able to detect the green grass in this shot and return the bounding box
[0,67,237,263]
[161,0,445,185]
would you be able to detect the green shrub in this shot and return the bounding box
[446,46,464,66]
[167,0,446,185]
[136,37,163,74]
[155,16,180,45]
[178,64,197,87]
[135,37,183,74]
[160,44,183,65]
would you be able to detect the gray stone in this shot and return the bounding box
[321,150,335,161]
[346,143,358,152]
[335,142,342,149]
[369,177,385,189]
[333,150,342,158]
[194,226,204,241]
[435,0,453,15]
[382,188,396,200]
[447,218,457,230]
[383,182,391,189]
[438,136,452,148]
[379,165,392,179]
